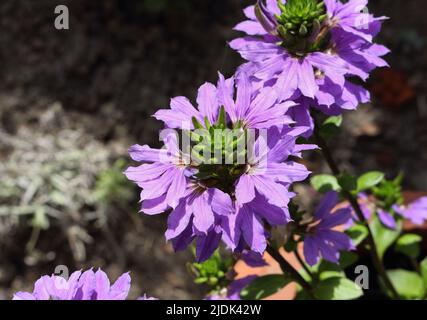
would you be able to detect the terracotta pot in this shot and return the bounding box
[234,192,427,300]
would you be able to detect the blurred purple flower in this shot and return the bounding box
[13,269,132,300]
[393,197,427,226]
[303,191,353,266]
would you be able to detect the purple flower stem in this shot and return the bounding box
[266,244,315,298]
[313,118,399,299]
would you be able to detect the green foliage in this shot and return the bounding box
[313,277,363,300]
[241,275,291,300]
[310,174,340,193]
[93,158,134,205]
[395,234,422,259]
[373,174,404,209]
[370,216,402,260]
[0,111,119,261]
[190,250,233,288]
[386,269,426,299]
[346,223,369,246]
[338,173,357,192]
[357,171,385,192]
[317,261,345,281]
[319,116,343,140]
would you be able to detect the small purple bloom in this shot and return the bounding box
[344,192,372,228]
[393,197,427,226]
[13,269,132,300]
[377,208,397,229]
[303,191,353,266]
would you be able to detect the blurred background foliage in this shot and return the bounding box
[0,0,426,299]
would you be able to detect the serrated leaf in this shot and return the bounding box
[346,223,368,246]
[357,171,385,192]
[313,277,363,300]
[395,234,422,259]
[310,174,340,193]
[240,275,291,300]
[370,216,401,260]
[387,269,425,299]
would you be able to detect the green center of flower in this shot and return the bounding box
[187,107,252,194]
[275,0,330,56]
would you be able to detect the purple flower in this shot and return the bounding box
[393,197,427,226]
[230,0,389,126]
[164,130,312,261]
[303,191,353,266]
[154,72,295,130]
[13,269,132,300]
[344,193,398,230]
[126,75,314,261]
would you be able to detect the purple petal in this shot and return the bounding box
[197,82,219,124]
[314,191,339,219]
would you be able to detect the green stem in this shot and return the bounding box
[266,244,315,299]
[313,123,400,299]
[294,247,314,280]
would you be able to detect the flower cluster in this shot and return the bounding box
[125,0,388,264]
[125,73,314,262]
[12,269,153,300]
[230,0,389,134]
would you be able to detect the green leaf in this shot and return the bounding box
[240,275,291,300]
[387,269,425,299]
[420,257,427,288]
[320,116,342,139]
[313,277,363,300]
[370,216,401,260]
[323,115,343,127]
[338,173,357,192]
[346,223,368,246]
[395,234,422,259]
[339,251,359,269]
[310,174,340,193]
[357,171,385,192]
